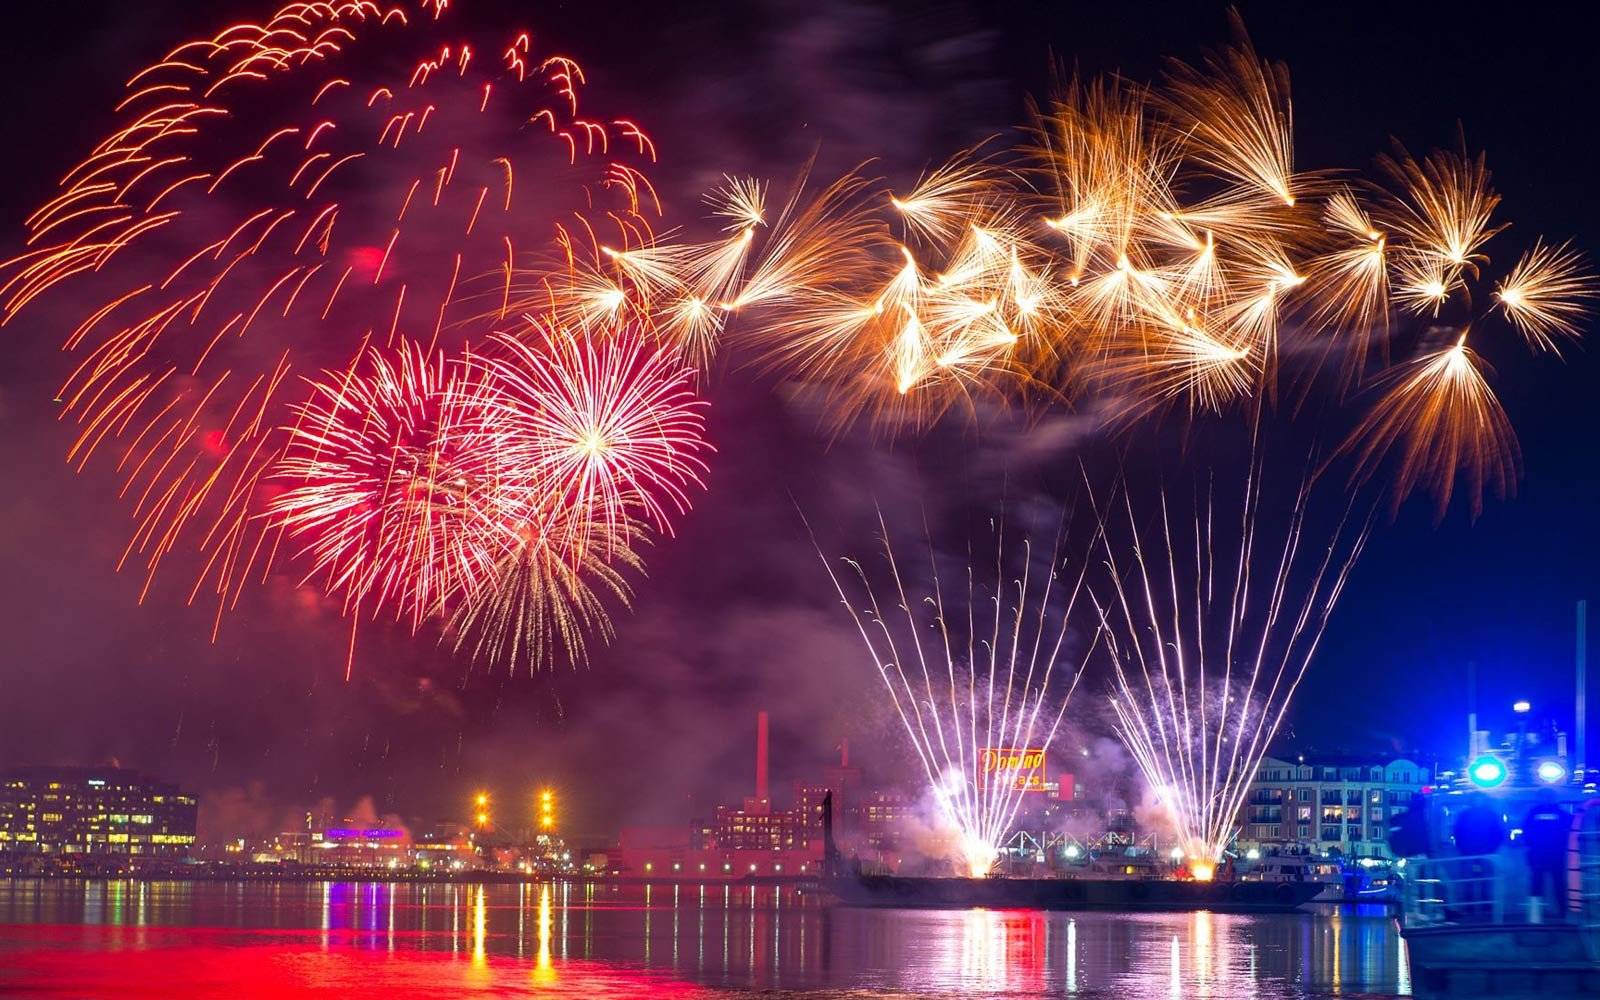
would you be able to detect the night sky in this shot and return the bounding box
[1,1,1595,842]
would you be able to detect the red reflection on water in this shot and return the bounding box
[943,907,1046,993]
[0,924,711,1000]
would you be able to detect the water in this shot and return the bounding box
[0,879,1409,998]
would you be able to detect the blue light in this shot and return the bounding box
[1536,760,1568,784]
[1468,755,1508,788]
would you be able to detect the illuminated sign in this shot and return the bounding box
[979,748,1047,792]
[323,827,403,840]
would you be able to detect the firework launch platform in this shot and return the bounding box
[823,872,1324,912]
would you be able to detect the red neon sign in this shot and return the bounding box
[979,747,1047,792]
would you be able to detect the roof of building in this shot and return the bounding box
[0,764,179,786]
[1260,753,1429,769]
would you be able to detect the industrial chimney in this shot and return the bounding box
[755,710,770,808]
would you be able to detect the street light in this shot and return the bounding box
[473,791,490,829]
[1512,702,1533,785]
[538,788,556,832]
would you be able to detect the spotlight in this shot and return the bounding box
[1468,755,1508,789]
[1536,759,1568,785]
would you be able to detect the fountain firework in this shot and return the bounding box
[815,513,1101,877]
[1087,452,1372,874]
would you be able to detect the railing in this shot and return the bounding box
[1403,854,1505,928]
[1578,800,1600,960]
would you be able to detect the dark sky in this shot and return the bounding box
[0,1,1595,841]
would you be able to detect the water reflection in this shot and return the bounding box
[0,879,1408,998]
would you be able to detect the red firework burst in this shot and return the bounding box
[266,339,530,632]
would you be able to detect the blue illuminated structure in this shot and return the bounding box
[324,827,404,840]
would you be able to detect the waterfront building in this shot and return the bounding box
[0,765,198,857]
[856,789,918,853]
[1238,754,1430,859]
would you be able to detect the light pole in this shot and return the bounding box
[538,789,556,834]
[1513,701,1531,784]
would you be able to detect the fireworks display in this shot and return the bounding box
[3,0,1593,885]
[766,25,1588,873]
[1,0,709,670]
[816,514,1100,877]
[266,323,706,673]
[576,24,1591,519]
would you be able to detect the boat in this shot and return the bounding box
[1237,851,1403,904]
[1236,852,1346,902]
[824,869,1324,911]
[816,792,1322,912]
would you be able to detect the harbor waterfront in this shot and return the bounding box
[0,878,1410,999]
[1,1,1595,997]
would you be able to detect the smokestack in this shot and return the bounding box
[756,710,769,805]
[1579,600,1588,780]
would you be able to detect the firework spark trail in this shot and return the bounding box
[1494,239,1598,354]
[1085,454,1371,872]
[448,504,644,671]
[1342,335,1520,519]
[2,0,659,625]
[813,511,1101,877]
